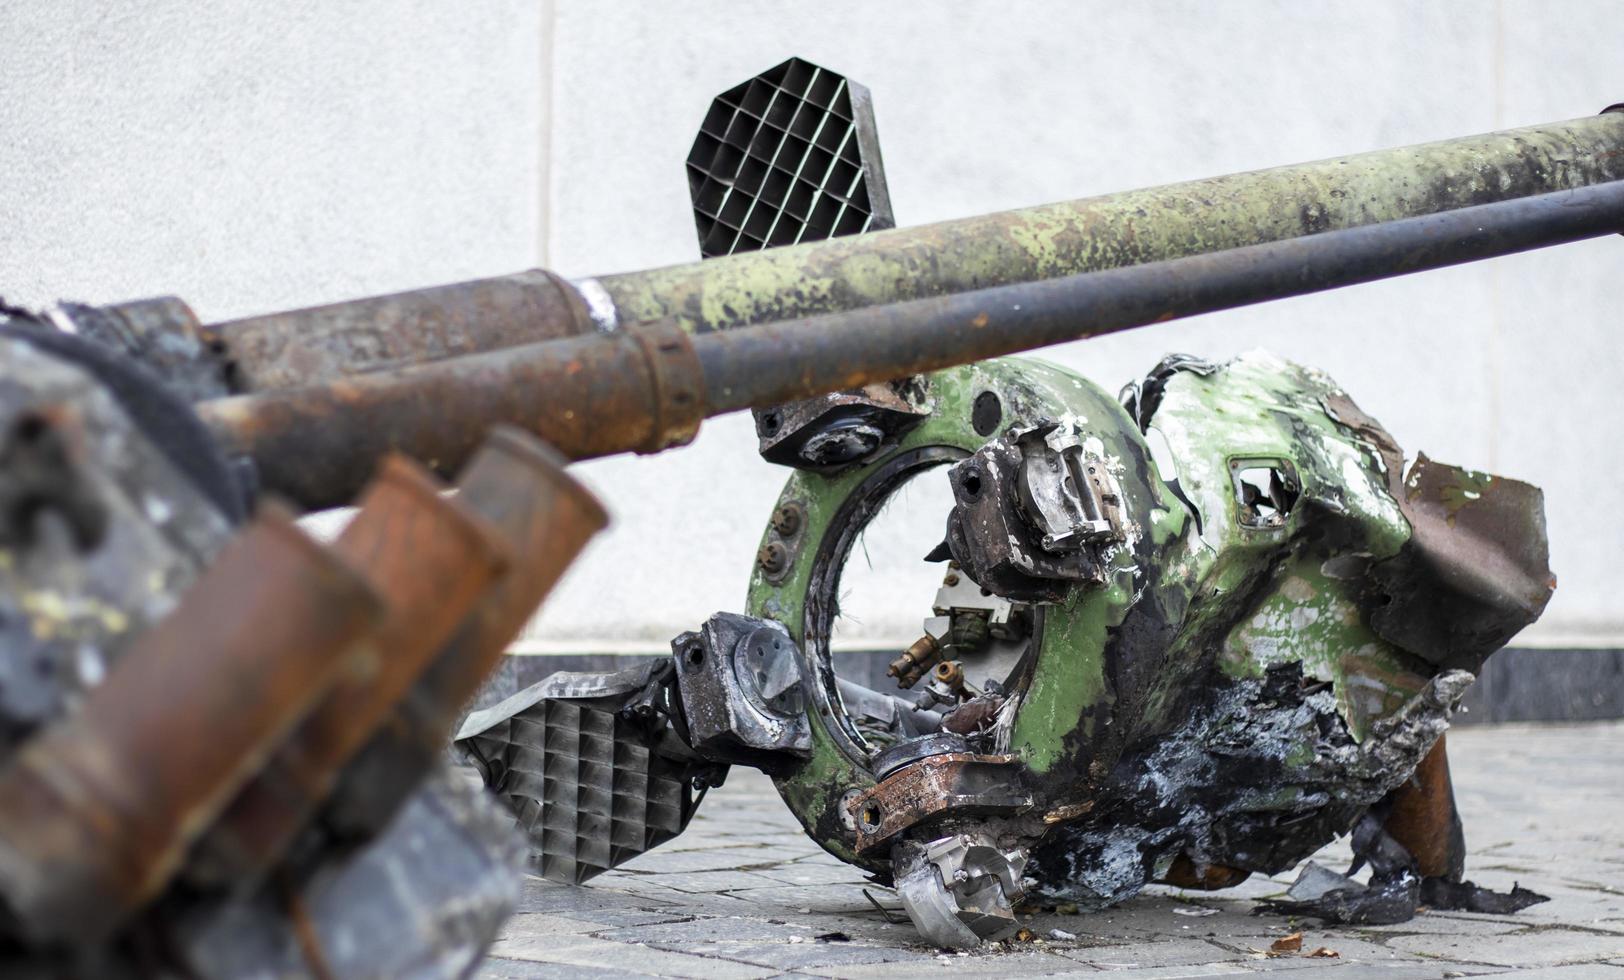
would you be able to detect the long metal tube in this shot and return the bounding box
[198,180,1624,510]
[693,178,1624,413]
[205,113,1624,392]
[207,269,597,393]
[595,112,1624,335]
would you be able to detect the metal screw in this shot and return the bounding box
[757,540,789,575]
[771,502,804,537]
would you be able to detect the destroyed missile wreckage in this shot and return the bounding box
[0,56,1617,974]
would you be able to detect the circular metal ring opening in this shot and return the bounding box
[803,447,967,766]
[801,444,1044,770]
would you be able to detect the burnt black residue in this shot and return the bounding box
[1025,662,1448,911]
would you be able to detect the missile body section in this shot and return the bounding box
[463,351,1552,946]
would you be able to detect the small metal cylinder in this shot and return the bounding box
[190,456,511,885]
[0,509,384,943]
[322,426,608,838]
[888,635,942,689]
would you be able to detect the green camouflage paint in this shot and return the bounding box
[742,347,1541,862]
[600,115,1624,336]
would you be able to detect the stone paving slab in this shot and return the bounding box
[476,722,1624,979]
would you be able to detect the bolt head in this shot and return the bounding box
[757,540,789,574]
[771,502,804,537]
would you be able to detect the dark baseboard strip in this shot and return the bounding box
[474,646,1624,726]
[1455,646,1624,725]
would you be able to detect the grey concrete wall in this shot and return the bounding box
[3,2,1621,652]
[0,1,545,319]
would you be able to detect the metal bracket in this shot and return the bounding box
[671,613,812,761]
[753,382,930,473]
[1014,421,1126,551]
[894,833,1029,947]
[941,419,1123,601]
[55,297,234,402]
[847,752,1030,855]
[629,319,706,453]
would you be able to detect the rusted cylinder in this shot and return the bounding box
[1382,735,1465,880]
[322,426,607,838]
[199,179,1624,512]
[206,269,597,393]
[0,508,384,943]
[198,320,703,510]
[589,112,1624,333]
[190,456,511,885]
[201,113,1624,394]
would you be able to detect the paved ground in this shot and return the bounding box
[476,722,1624,979]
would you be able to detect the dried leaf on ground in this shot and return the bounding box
[1270,932,1303,953]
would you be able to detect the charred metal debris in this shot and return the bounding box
[1,56,1613,972]
[461,350,1556,947]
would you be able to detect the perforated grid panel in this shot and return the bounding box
[460,698,692,884]
[687,57,894,259]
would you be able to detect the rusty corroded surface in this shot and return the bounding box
[0,508,385,944]
[209,268,595,393]
[192,455,512,884]
[198,319,702,510]
[1381,735,1466,881]
[323,427,608,838]
[1157,854,1252,891]
[192,113,1624,406]
[199,179,1624,511]
[848,753,1030,855]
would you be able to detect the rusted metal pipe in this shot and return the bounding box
[199,112,1624,394]
[322,426,608,839]
[1381,735,1466,880]
[189,456,512,886]
[0,508,385,943]
[199,180,1624,510]
[200,319,703,509]
[206,269,597,393]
